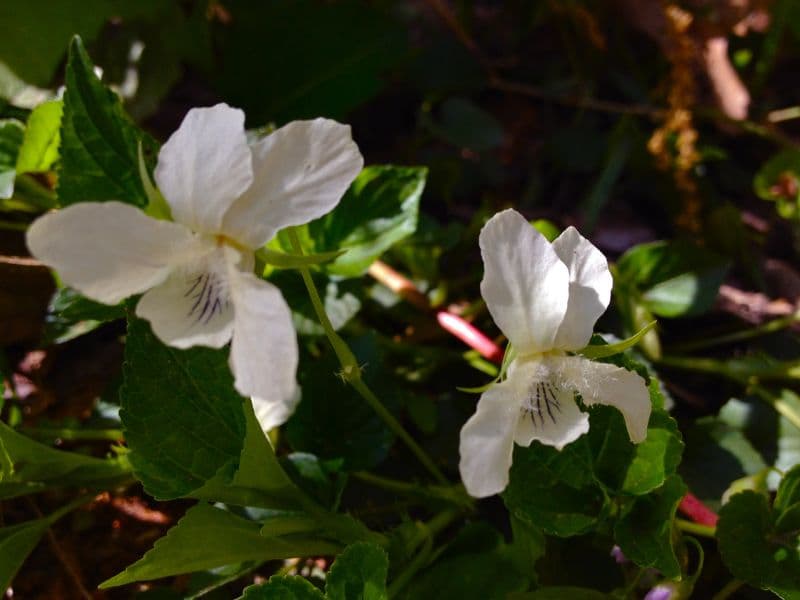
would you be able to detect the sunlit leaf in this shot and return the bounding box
[100,504,339,588]
[58,36,157,207]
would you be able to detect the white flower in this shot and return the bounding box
[459,209,652,498]
[27,103,363,430]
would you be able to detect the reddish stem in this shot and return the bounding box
[678,492,718,527]
[436,311,504,363]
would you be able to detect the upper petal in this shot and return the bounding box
[551,226,613,350]
[135,244,235,349]
[458,377,521,498]
[479,209,570,354]
[221,118,363,248]
[511,358,590,450]
[155,103,254,234]
[555,355,652,443]
[228,269,299,406]
[26,201,198,305]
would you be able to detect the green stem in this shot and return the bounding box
[0,219,27,231]
[750,386,800,432]
[388,536,432,599]
[287,228,449,486]
[675,518,715,539]
[711,579,745,600]
[351,378,449,485]
[20,426,124,442]
[388,508,463,598]
[658,354,800,383]
[668,314,799,353]
[291,485,386,547]
[657,355,800,431]
[352,471,472,507]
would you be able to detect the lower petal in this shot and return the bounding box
[458,380,520,498]
[252,386,301,432]
[228,270,299,407]
[513,381,589,451]
[555,355,652,443]
[136,248,235,349]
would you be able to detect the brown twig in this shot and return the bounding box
[25,498,93,600]
[421,0,492,72]
[489,78,666,118]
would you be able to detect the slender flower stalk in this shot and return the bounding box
[287,229,450,485]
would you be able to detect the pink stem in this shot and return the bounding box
[436,311,504,363]
[678,492,718,527]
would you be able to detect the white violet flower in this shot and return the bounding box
[27,103,363,430]
[459,209,652,498]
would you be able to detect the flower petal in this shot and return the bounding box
[155,103,254,234]
[556,355,652,443]
[479,209,570,354]
[459,378,520,498]
[513,385,590,451]
[221,118,363,248]
[227,269,299,404]
[551,226,613,350]
[136,246,235,349]
[26,201,198,305]
[511,358,590,451]
[252,386,301,432]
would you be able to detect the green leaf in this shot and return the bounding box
[0,119,23,199]
[0,420,130,500]
[504,438,607,537]
[121,317,246,499]
[619,408,684,496]
[506,515,546,584]
[285,335,397,471]
[776,465,800,516]
[121,318,298,507]
[505,364,681,538]
[281,166,426,277]
[0,518,50,593]
[326,542,388,600]
[616,240,730,318]
[614,474,687,579]
[16,100,62,174]
[235,399,297,495]
[717,489,800,592]
[215,0,406,123]
[42,287,126,344]
[680,410,768,509]
[401,550,529,600]
[431,97,504,152]
[192,398,300,509]
[100,503,340,588]
[283,453,346,511]
[241,576,325,599]
[0,1,165,87]
[58,36,157,207]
